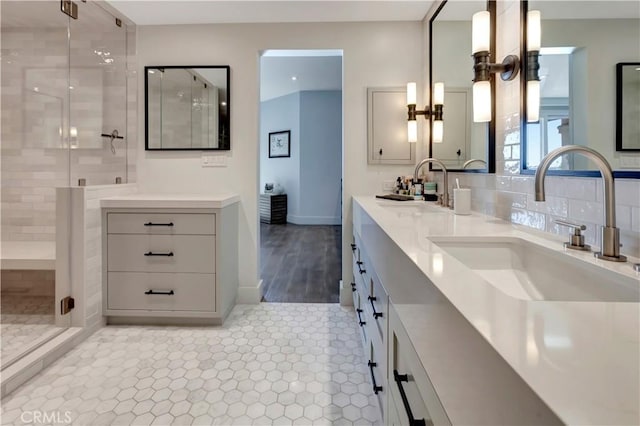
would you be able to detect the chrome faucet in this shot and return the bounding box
[414,158,450,208]
[534,145,626,262]
[462,158,486,169]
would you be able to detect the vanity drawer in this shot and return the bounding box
[389,305,450,426]
[367,332,387,423]
[107,213,215,235]
[107,234,215,273]
[353,248,370,293]
[350,275,358,308]
[366,271,388,344]
[354,289,368,348]
[107,272,215,312]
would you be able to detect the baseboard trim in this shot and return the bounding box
[237,279,262,304]
[338,279,354,307]
[287,215,341,225]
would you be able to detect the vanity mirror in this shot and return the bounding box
[145,65,230,151]
[616,62,640,152]
[429,0,495,172]
[521,1,640,176]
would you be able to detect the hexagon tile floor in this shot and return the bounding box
[1,303,382,426]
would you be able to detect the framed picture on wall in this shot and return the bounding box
[268,130,291,158]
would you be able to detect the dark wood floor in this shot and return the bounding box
[260,223,342,303]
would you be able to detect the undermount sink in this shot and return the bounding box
[428,236,640,302]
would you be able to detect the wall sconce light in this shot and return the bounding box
[70,126,78,149]
[471,10,520,123]
[406,82,444,143]
[526,10,541,122]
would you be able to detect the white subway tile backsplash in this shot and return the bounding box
[510,209,546,231]
[612,180,640,207]
[496,176,513,191]
[549,177,597,201]
[616,205,633,231]
[631,207,640,233]
[527,194,568,217]
[567,199,605,225]
[510,176,533,194]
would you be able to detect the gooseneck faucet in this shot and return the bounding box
[462,158,487,169]
[534,145,626,262]
[414,158,450,208]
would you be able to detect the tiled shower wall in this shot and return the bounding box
[0,4,136,242]
[428,0,640,257]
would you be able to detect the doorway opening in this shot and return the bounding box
[258,49,343,303]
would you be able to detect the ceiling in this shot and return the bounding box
[106,1,434,25]
[260,52,342,101]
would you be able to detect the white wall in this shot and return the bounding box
[260,90,342,225]
[137,22,424,302]
[260,92,301,220]
[298,90,342,225]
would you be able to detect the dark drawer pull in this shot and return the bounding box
[356,308,366,327]
[356,261,366,274]
[368,295,383,319]
[144,222,174,227]
[368,361,383,394]
[394,370,427,426]
[144,251,174,257]
[144,290,175,296]
[351,282,356,292]
[351,243,357,252]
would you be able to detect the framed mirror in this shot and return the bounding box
[429,0,495,172]
[616,62,640,152]
[145,65,230,151]
[521,1,640,176]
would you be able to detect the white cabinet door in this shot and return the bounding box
[368,87,416,165]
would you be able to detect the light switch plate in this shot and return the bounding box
[202,155,227,167]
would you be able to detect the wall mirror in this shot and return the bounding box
[521,1,640,176]
[145,65,230,151]
[429,0,495,172]
[616,62,640,152]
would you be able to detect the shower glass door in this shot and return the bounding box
[0,0,72,369]
[69,1,128,186]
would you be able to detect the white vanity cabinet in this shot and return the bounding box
[101,195,239,324]
[352,197,564,426]
[351,233,390,423]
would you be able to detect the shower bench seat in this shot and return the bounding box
[0,241,56,270]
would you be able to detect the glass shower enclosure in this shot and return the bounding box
[1,0,131,370]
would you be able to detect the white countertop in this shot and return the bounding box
[100,193,240,209]
[354,196,640,425]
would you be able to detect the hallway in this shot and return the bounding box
[260,224,341,303]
